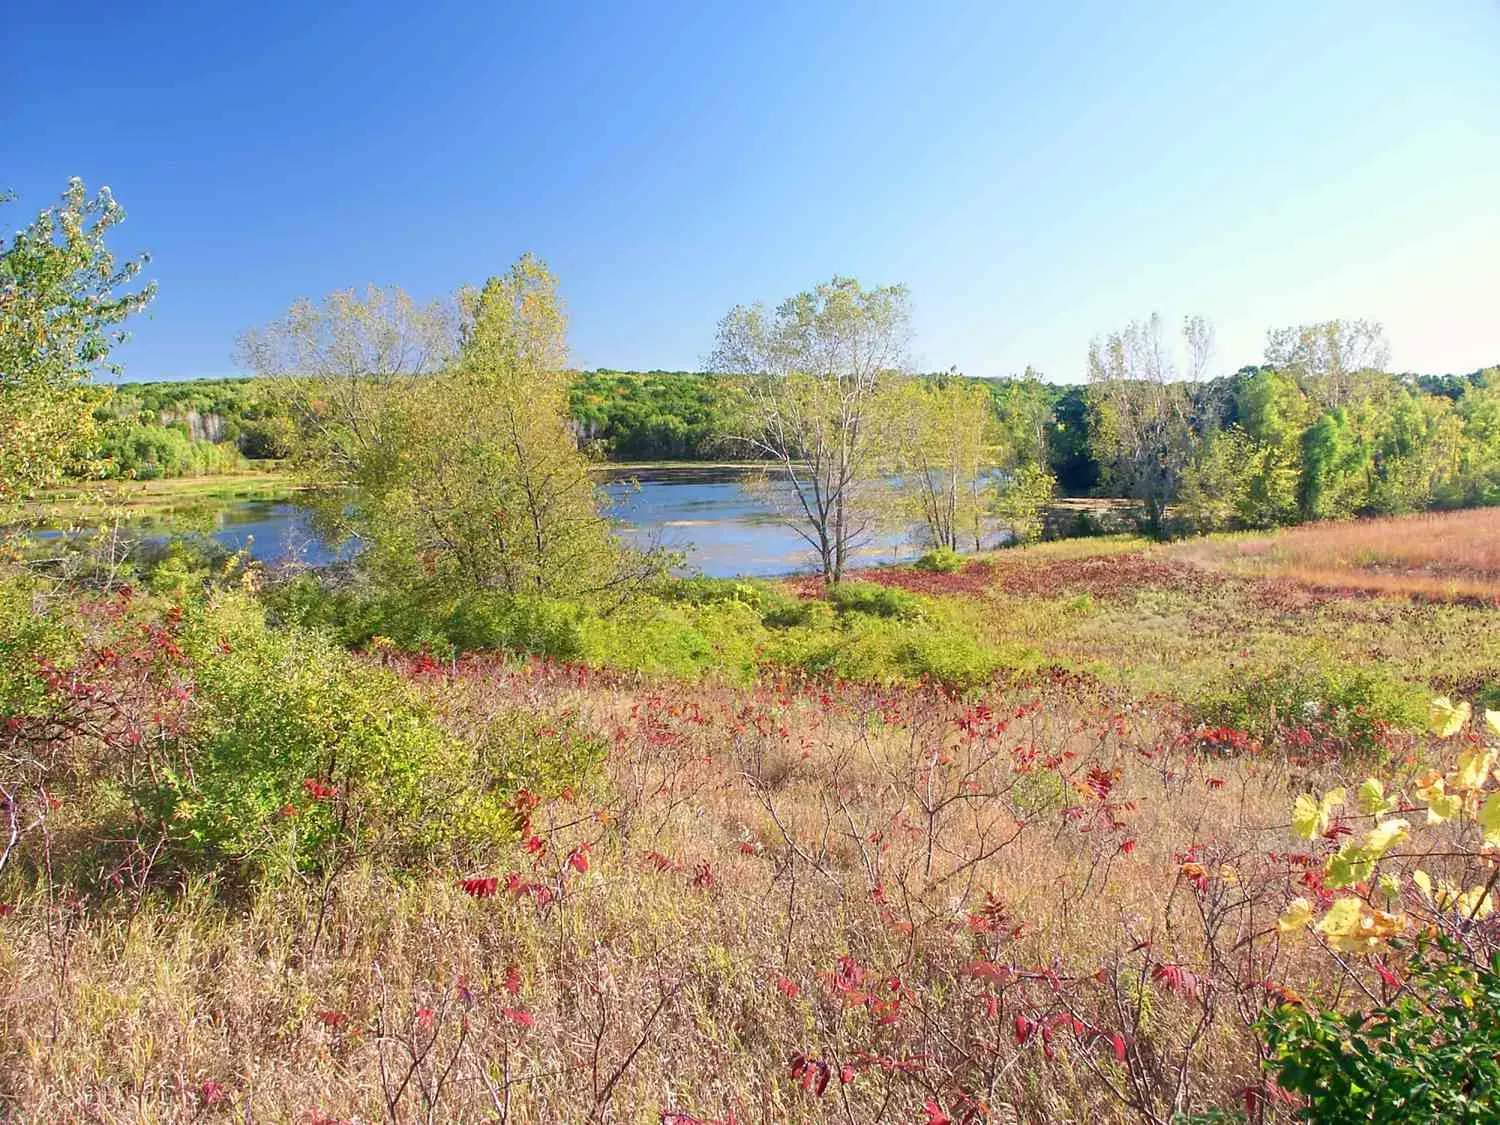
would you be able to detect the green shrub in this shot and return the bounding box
[441,594,585,660]
[914,547,963,573]
[147,594,580,881]
[1262,938,1500,1122]
[658,576,768,609]
[1196,655,1427,755]
[0,570,75,721]
[578,598,763,681]
[827,580,921,621]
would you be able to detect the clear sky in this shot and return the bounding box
[5,1,1498,383]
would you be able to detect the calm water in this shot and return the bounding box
[32,467,1022,578]
[597,467,922,577]
[47,467,955,578]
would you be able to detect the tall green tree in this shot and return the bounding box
[1265,319,1390,407]
[710,277,909,584]
[0,179,155,498]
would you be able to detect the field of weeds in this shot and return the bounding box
[2,510,1499,1122]
[0,659,1358,1122]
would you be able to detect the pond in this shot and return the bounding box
[24,467,1026,578]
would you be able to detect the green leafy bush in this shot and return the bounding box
[914,547,963,573]
[1196,655,1426,755]
[148,594,590,881]
[827,580,921,621]
[1262,939,1500,1122]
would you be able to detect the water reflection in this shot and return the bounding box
[23,468,1005,579]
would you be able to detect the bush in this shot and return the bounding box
[1196,655,1427,755]
[658,576,769,609]
[145,594,584,881]
[827,580,921,621]
[914,547,963,574]
[1262,939,1500,1122]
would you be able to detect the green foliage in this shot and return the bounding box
[993,463,1058,544]
[91,418,243,480]
[826,580,921,620]
[1262,939,1500,1122]
[1197,656,1427,754]
[0,570,75,720]
[0,179,155,498]
[151,594,593,880]
[914,547,964,573]
[569,370,732,460]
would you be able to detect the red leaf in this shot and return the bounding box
[460,876,498,898]
[1014,1013,1034,1045]
[775,976,800,999]
[923,1100,952,1125]
[503,1008,535,1029]
[502,962,523,996]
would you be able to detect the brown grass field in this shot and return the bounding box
[2,508,1498,1123]
[1180,507,1500,602]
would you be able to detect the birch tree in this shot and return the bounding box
[1087,314,1214,538]
[709,277,909,584]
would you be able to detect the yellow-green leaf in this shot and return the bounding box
[1314,897,1364,941]
[1486,709,1500,739]
[1292,787,1346,839]
[1454,748,1496,792]
[1357,778,1396,816]
[1325,843,1374,889]
[1363,818,1409,858]
[1430,696,1471,738]
[1413,869,1434,902]
[1277,897,1314,933]
[1479,792,1500,847]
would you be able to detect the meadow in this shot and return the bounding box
[3,514,1498,1123]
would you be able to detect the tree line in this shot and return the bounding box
[4,178,1497,592]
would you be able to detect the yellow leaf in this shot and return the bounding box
[1314,896,1406,953]
[1325,842,1374,889]
[1292,787,1346,839]
[1480,793,1500,847]
[1314,897,1363,941]
[1277,897,1314,933]
[1416,775,1460,824]
[1486,710,1500,739]
[1454,748,1496,792]
[1413,869,1433,902]
[1363,818,1409,858]
[1429,696,1471,738]
[1357,778,1395,816]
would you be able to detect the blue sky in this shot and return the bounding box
[5,1,1498,382]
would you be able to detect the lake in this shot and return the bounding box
[45,466,1016,578]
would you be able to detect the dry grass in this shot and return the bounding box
[0,661,1398,1123]
[1182,508,1500,602]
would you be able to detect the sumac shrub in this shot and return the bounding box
[1196,656,1425,755]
